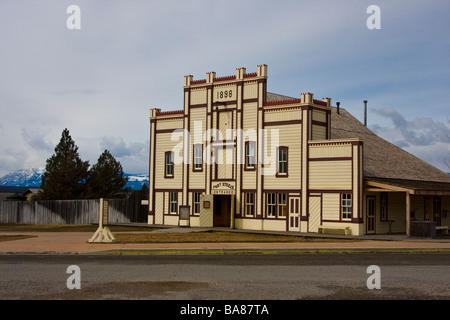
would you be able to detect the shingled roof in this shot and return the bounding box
[265,92,450,185]
[330,106,450,184]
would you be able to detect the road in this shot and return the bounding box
[1,253,449,302]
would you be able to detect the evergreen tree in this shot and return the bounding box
[39,128,90,200]
[86,149,128,199]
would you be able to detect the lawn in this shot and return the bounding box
[0,224,356,243]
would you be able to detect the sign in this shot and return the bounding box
[102,199,109,226]
[212,181,235,195]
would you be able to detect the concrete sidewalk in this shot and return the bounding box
[1,227,450,254]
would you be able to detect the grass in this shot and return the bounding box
[0,224,355,243]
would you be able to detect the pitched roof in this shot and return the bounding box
[265,92,450,184]
[330,106,450,184]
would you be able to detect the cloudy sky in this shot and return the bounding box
[0,0,449,177]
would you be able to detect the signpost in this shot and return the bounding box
[88,198,116,243]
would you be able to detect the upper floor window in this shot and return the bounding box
[245,141,256,170]
[165,151,174,178]
[277,147,288,176]
[193,144,203,171]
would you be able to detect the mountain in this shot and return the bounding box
[0,168,149,190]
[0,168,45,187]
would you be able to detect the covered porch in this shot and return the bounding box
[364,178,450,237]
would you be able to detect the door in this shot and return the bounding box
[288,197,300,232]
[366,197,376,234]
[308,196,321,233]
[213,195,231,227]
[433,197,441,226]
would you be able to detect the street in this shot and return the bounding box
[1,253,449,302]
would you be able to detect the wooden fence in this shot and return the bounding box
[0,191,148,224]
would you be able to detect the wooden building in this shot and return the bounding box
[148,65,450,236]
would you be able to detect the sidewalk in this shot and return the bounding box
[1,227,450,254]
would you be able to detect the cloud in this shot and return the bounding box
[372,108,450,147]
[370,108,450,171]
[99,136,148,159]
[21,128,54,152]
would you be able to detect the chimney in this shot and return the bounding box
[336,102,340,115]
[363,100,368,126]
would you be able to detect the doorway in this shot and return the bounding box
[366,197,376,234]
[213,195,231,227]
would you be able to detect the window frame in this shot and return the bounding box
[277,193,287,218]
[169,192,178,214]
[245,192,255,217]
[193,192,201,215]
[245,141,256,171]
[193,144,203,172]
[164,151,174,178]
[276,146,288,177]
[341,193,352,220]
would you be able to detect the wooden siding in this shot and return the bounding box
[190,88,207,105]
[322,193,340,221]
[243,82,258,100]
[309,160,352,190]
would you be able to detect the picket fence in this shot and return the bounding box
[0,193,148,224]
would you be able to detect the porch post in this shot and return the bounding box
[406,192,411,237]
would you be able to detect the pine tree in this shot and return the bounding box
[86,149,128,199]
[39,128,90,200]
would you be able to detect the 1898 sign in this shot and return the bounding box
[216,89,233,100]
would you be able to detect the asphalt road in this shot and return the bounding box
[1,253,449,303]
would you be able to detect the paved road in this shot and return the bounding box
[1,253,449,302]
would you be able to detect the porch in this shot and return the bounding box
[364,178,450,237]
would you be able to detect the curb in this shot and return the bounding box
[86,247,450,255]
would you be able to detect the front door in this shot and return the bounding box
[433,197,441,226]
[213,195,231,227]
[288,197,300,232]
[366,197,376,234]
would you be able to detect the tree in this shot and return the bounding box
[86,149,128,199]
[39,128,90,200]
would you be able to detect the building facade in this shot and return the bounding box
[148,65,450,236]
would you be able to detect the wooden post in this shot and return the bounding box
[88,198,116,243]
[406,192,411,237]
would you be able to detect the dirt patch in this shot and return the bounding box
[114,231,347,243]
[31,281,210,300]
[0,234,37,242]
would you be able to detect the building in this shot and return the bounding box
[148,65,450,236]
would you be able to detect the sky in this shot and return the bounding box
[0,0,449,177]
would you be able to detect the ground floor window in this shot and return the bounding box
[266,192,287,218]
[341,193,352,219]
[193,192,201,215]
[277,193,286,217]
[170,192,178,214]
[245,192,255,217]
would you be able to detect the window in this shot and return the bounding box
[267,193,276,217]
[245,141,256,170]
[266,192,287,218]
[193,144,203,171]
[277,147,288,176]
[193,192,201,215]
[277,193,287,217]
[342,193,352,219]
[165,151,174,178]
[170,192,178,214]
[245,192,255,217]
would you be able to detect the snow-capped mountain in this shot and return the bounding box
[0,168,149,190]
[0,168,45,187]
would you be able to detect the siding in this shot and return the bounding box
[322,193,340,221]
[309,160,352,190]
